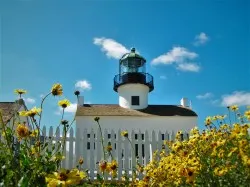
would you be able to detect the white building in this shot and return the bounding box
[75,48,197,136]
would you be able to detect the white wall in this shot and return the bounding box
[76,116,197,136]
[118,84,149,109]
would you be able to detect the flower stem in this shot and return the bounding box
[97,121,105,160]
[38,92,51,128]
[228,108,232,126]
[61,109,66,156]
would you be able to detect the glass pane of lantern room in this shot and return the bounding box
[127,59,135,73]
[138,62,146,73]
[120,60,128,74]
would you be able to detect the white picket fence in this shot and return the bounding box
[37,126,189,180]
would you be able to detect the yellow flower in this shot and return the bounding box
[58,99,71,108]
[45,168,86,187]
[242,155,250,166]
[190,127,199,135]
[19,107,41,117]
[218,150,225,158]
[246,116,250,121]
[212,115,219,120]
[121,130,128,137]
[244,110,250,117]
[230,105,239,111]
[78,157,84,165]
[205,116,212,126]
[14,89,27,97]
[99,160,107,172]
[218,115,227,120]
[185,167,196,184]
[214,167,228,176]
[172,141,182,151]
[16,123,29,140]
[30,129,39,137]
[51,153,65,162]
[51,83,63,96]
[239,139,248,148]
[136,164,144,173]
[107,160,118,172]
[106,144,112,152]
[220,124,230,130]
[175,130,183,140]
[30,146,37,155]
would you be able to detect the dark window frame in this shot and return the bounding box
[131,96,140,105]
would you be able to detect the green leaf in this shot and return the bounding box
[18,175,28,187]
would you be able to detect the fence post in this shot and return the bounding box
[117,129,122,180]
[137,130,143,179]
[131,130,136,172]
[82,129,88,169]
[150,130,157,161]
[89,129,95,179]
[68,128,74,169]
[144,130,150,165]
[75,127,80,167]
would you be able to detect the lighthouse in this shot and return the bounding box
[76,47,197,137]
[113,48,154,109]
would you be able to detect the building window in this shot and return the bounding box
[131,96,139,105]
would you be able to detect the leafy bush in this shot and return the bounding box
[136,106,250,187]
[0,85,86,187]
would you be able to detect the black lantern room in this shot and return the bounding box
[113,48,154,92]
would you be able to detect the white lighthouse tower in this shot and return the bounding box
[113,48,154,109]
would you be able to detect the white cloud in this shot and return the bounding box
[24,97,36,104]
[75,80,92,91]
[196,92,213,99]
[93,37,129,59]
[56,103,77,115]
[151,47,201,72]
[152,47,198,65]
[177,63,200,72]
[160,75,167,80]
[64,103,77,113]
[221,91,250,106]
[193,32,209,46]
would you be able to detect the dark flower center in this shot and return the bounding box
[62,104,67,108]
[59,173,68,181]
[188,171,193,176]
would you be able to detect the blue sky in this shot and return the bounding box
[0,0,249,129]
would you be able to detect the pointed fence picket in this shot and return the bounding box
[32,126,189,180]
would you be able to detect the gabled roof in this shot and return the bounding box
[76,104,198,117]
[0,100,25,123]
